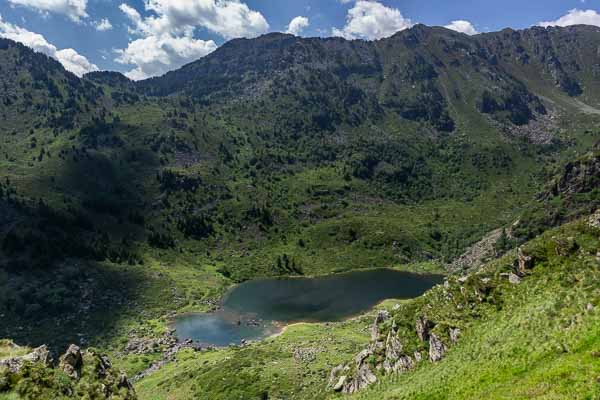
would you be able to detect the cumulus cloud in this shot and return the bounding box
[141,0,269,40]
[7,0,88,22]
[332,0,412,40]
[115,32,217,80]
[116,0,267,80]
[444,20,478,35]
[286,16,309,35]
[538,9,600,27]
[95,18,112,31]
[0,15,98,76]
[54,48,99,76]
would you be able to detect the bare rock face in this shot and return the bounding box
[416,315,435,342]
[429,333,446,362]
[0,345,52,373]
[59,345,83,379]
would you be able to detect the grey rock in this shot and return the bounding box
[328,364,346,387]
[60,344,83,379]
[508,272,522,285]
[293,347,317,363]
[332,375,347,392]
[370,310,390,341]
[449,328,461,343]
[0,345,52,374]
[516,247,534,275]
[414,351,423,362]
[416,315,435,342]
[429,333,446,362]
[343,364,377,394]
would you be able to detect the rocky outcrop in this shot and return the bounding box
[344,349,378,394]
[59,344,83,379]
[428,333,446,362]
[0,342,136,399]
[330,310,459,395]
[416,315,434,342]
[0,345,52,373]
[515,247,535,275]
[370,310,390,341]
[329,347,378,394]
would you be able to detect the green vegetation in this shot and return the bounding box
[130,218,600,400]
[351,219,600,400]
[0,23,600,399]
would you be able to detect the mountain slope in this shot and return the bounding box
[0,23,599,360]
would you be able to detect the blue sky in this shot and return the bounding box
[1,0,599,79]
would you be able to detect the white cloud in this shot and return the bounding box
[7,0,87,22]
[286,16,309,35]
[139,0,269,40]
[95,18,112,31]
[115,33,217,80]
[54,48,98,76]
[116,0,267,80]
[332,0,412,40]
[0,15,98,76]
[444,20,478,35]
[539,9,600,27]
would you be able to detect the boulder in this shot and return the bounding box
[516,247,534,275]
[59,345,83,379]
[508,272,522,285]
[429,333,446,362]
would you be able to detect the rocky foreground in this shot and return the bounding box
[0,340,136,399]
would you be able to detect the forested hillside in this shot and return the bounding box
[0,23,599,399]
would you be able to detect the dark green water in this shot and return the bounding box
[174,269,442,347]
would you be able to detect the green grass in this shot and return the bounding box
[134,316,373,400]
[128,219,600,400]
[348,220,600,400]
